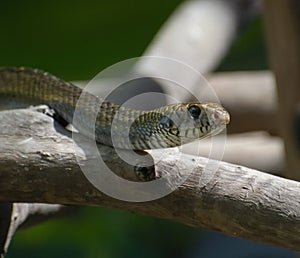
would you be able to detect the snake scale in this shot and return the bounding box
[0,67,230,150]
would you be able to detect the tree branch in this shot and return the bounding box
[1,109,300,250]
[263,0,300,180]
[0,203,75,258]
[184,131,284,175]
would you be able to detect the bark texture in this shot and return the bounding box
[0,109,300,251]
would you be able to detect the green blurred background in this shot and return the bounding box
[1,1,268,257]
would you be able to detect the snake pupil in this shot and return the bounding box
[188,105,201,119]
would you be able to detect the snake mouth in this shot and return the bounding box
[178,119,227,141]
[210,107,230,126]
[201,102,230,126]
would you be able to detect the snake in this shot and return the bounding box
[0,67,230,150]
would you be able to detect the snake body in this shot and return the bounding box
[0,67,230,150]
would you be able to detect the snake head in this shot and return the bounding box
[129,102,230,149]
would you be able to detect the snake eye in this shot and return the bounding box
[159,116,174,129]
[188,105,201,119]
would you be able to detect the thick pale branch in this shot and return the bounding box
[0,203,71,258]
[206,71,279,135]
[184,132,284,174]
[0,109,300,250]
